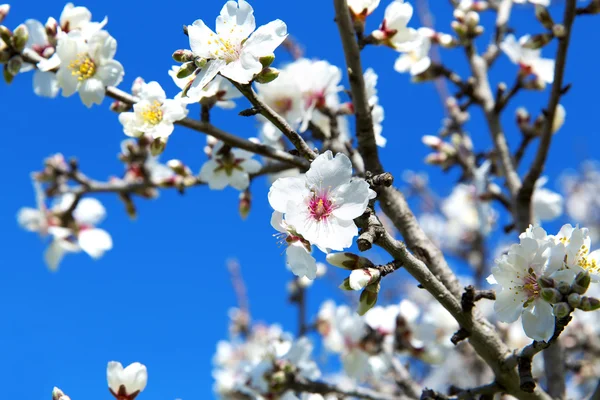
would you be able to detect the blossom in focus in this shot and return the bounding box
[532,177,564,223]
[347,0,381,19]
[500,34,555,84]
[271,211,317,279]
[168,66,241,107]
[55,30,124,107]
[186,0,287,90]
[199,141,261,190]
[552,224,600,282]
[488,225,560,341]
[269,151,375,251]
[107,361,147,400]
[372,0,417,50]
[118,81,188,139]
[393,30,431,76]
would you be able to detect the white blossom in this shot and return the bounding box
[373,0,417,50]
[107,361,147,399]
[488,225,560,341]
[199,141,261,190]
[532,177,564,223]
[269,151,374,251]
[55,30,124,107]
[59,3,107,37]
[500,34,555,84]
[168,66,241,107]
[186,0,287,90]
[271,211,317,279]
[551,224,600,282]
[21,19,59,97]
[118,81,188,139]
[393,30,431,76]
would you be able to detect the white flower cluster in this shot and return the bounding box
[489,224,600,341]
[212,316,319,399]
[17,176,112,271]
[315,298,458,382]
[268,151,375,280]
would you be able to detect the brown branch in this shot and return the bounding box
[516,0,577,233]
[288,377,407,400]
[333,0,383,175]
[229,81,317,161]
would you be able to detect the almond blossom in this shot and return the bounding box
[59,3,107,36]
[532,177,564,223]
[500,34,555,84]
[268,151,374,251]
[168,66,241,107]
[488,225,560,341]
[393,29,431,76]
[186,0,287,90]
[372,0,417,50]
[199,141,261,190]
[271,211,317,279]
[21,19,59,97]
[55,29,124,107]
[118,81,188,140]
[551,224,600,282]
[18,185,112,271]
[107,361,147,400]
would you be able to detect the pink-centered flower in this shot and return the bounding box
[268,151,375,251]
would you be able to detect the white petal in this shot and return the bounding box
[74,198,106,225]
[57,66,80,98]
[189,59,226,92]
[331,179,371,221]
[140,81,166,102]
[96,60,124,88]
[44,240,67,272]
[219,56,260,84]
[17,208,44,232]
[79,78,106,107]
[494,290,525,323]
[305,151,353,190]
[242,19,288,58]
[216,0,256,39]
[78,228,112,259]
[522,299,555,342]
[411,56,431,76]
[88,30,117,64]
[25,19,49,47]
[229,169,250,191]
[240,158,261,174]
[33,71,60,98]
[270,211,287,233]
[268,176,308,213]
[394,54,412,73]
[188,20,218,59]
[286,243,317,279]
[107,361,124,393]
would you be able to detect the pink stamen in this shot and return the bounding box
[308,193,333,221]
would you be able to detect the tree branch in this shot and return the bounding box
[516,0,577,232]
[288,377,408,400]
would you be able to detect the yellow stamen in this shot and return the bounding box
[68,53,96,81]
[141,101,164,125]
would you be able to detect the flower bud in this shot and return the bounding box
[551,104,566,134]
[326,252,374,270]
[464,11,480,29]
[451,21,466,37]
[239,190,251,220]
[537,276,555,289]
[176,61,197,79]
[357,284,379,315]
[579,296,600,311]
[172,49,195,63]
[522,33,554,49]
[167,159,186,175]
[131,76,145,97]
[52,387,70,400]
[259,53,275,68]
[437,33,456,48]
[0,5,9,25]
[516,107,530,128]
[535,5,554,30]
[553,302,572,319]
[425,152,448,165]
[422,135,442,149]
[12,23,28,52]
[453,9,465,22]
[194,57,207,69]
[254,67,279,84]
[150,137,167,156]
[541,287,562,304]
[557,280,571,295]
[339,277,352,291]
[568,292,582,309]
[0,49,9,63]
[570,271,591,295]
[0,25,11,47]
[552,24,566,39]
[110,100,131,113]
[6,54,21,75]
[45,17,58,38]
[349,268,381,291]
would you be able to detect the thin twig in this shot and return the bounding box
[516,0,577,232]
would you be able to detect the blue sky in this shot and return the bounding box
[1,0,598,399]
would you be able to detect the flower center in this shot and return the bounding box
[522,273,540,298]
[215,153,243,176]
[141,100,164,125]
[578,254,600,274]
[273,98,292,114]
[308,193,333,221]
[209,33,241,64]
[68,53,96,81]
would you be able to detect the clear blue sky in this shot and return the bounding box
[1,1,598,399]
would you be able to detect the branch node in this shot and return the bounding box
[451,327,471,345]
